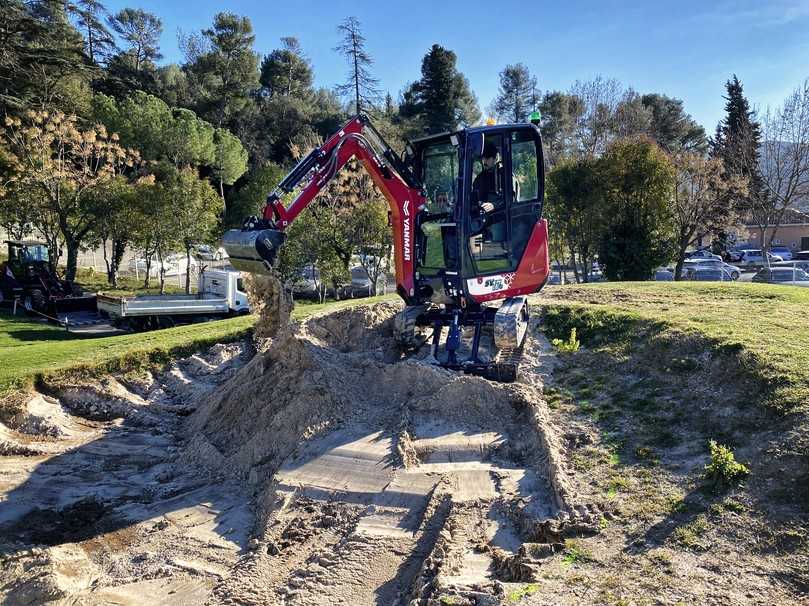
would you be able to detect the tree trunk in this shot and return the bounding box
[110,239,126,288]
[102,238,112,283]
[568,242,581,283]
[158,250,166,295]
[185,244,193,295]
[144,253,152,289]
[65,238,79,282]
[673,235,689,281]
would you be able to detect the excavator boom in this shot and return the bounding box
[223,114,424,302]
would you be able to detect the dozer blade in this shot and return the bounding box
[222,228,287,275]
[53,294,98,314]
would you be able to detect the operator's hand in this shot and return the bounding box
[481,202,495,213]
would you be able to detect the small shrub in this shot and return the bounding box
[704,440,749,488]
[552,327,580,353]
[506,583,539,602]
[562,539,593,566]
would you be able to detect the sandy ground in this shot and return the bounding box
[0,301,600,605]
[2,298,804,605]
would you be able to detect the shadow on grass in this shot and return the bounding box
[542,304,801,560]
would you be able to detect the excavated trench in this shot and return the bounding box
[0,301,597,605]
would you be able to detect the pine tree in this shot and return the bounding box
[108,8,162,71]
[711,75,763,212]
[400,44,480,133]
[260,37,313,99]
[493,63,537,122]
[186,13,260,128]
[72,0,116,65]
[334,17,381,113]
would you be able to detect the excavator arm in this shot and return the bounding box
[223,114,425,302]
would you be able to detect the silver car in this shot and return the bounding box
[683,258,741,280]
[738,249,783,267]
[752,266,809,287]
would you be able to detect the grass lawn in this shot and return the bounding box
[0,293,395,399]
[537,281,809,412]
[74,267,188,297]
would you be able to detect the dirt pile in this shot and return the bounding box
[244,272,293,340]
[184,302,597,604]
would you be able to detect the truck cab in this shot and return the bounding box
[198,269,250,314]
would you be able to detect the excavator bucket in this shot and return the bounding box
[222,228,287,275]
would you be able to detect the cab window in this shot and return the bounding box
[419,140,459,272]
[422,142,458,213]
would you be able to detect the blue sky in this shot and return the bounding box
[104,0,809,132]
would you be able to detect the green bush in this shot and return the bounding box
[704,440,749,487]
[551,327,580,353]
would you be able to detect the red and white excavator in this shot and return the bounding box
[223,114,550,381]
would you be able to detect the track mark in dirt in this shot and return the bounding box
[189,304,596,605]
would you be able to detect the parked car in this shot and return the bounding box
[194,244,228,261]
[288,265,322,300]
[547,273,566,285]
[726,248,746,262]
[128,254,197,278]
[772,260,809,272]
[793,250,809,261]
[737,249,783,267]
[683,266,734,281]
[683,258,741,280]
[769,246,793,261]
[685,249,722,261]
[346,265,386,298]
[655,268,674,281]
[751,266,809,287]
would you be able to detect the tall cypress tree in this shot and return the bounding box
[711,75,763,213]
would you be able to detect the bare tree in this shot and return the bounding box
[334,17,381,114]
[570,76,623,158]
[756,80,809,249]
[670,153,747,279]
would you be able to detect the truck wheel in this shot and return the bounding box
[157,316,175,329]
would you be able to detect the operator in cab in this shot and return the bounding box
[472,142,503,215]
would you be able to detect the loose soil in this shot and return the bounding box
[0,298,806,605]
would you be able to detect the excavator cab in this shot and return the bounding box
[411,123,547,307]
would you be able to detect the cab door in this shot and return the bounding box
[463,126,544,282]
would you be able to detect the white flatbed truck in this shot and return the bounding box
[97,269,250,330]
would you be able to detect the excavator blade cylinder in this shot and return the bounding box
[222,228,287,275]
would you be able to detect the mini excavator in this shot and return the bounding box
[223,114,550,381]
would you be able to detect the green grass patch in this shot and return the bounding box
[537,282,809,413]
[0,294,395,402]
[562,539,594,566]
[671,515,711,551]
[506,583,540,602]
[74,267,187,297]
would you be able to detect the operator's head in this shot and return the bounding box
[481,142,498,169]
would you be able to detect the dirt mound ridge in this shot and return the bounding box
[184,302,597,604]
